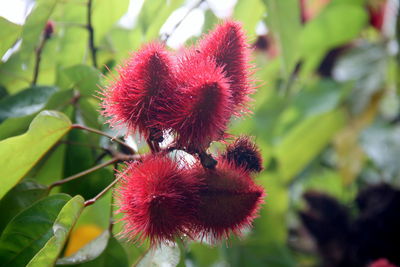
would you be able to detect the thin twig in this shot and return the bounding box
[108,161,119,232]
[161,0,205,43]
[72,124,136,154]
[49,158,119,189]
[87,0,97,68]
[85,175,122,207]
[49,152,140,190]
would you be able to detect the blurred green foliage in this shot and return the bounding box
[0,0,398,266]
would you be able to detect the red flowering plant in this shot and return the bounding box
[101,20,265,246]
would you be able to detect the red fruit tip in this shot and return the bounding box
[197,20,255,115]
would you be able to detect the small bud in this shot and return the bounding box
[43,21,55,39]
[368,0,387,31]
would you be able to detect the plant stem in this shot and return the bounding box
[161,0,205,43]
[147,139,156,153]
[198,150,217,169]
[176,237,187,267]
[49,158,119,190]
[87,0,97,68]
[32,37,47,86]
[72,124,136,154]
[85,175,122,207]
[153,141,160,152]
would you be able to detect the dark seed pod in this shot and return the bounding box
[222,136,263,173]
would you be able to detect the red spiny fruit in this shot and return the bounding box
[168,52,233,152]
[369,259,398,267]
[189,159,265,242]
[115,154,202,245]
[101,42,177,140]
[221,136,263,173]
[197,20,254,115]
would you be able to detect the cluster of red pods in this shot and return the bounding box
[101,20,265,245]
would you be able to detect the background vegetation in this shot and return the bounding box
[0,0,398,266]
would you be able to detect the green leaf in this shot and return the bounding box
[0,86,8,100]
[0,111,71,199]
[107,26,142,62]
[29,142,67,185]
[0,17,22,58]
[0,194,71,267]
[56,27,88,68]
[71,191,112,231]
[57,230,110,265]
[262,0,301,76]
[139,0,184,41]
[292,169,356,204]
[62,237,128,267]
[0,180,48,235]
[202,10,218,34]
[57,65,101,96]
[300,4,367,57]
[92,0,130,44]
[274,108,347,181]
[19,0,59,59]
[76,97,101,129]
[27,195,85,267]
[234,0,266,37]
[361,123,400,181]
[333,43,387,113]
[331,0,367,6]
[0,89,74,141]
[189,243,220,267]
[136,244,180,267]
[62,127,113,199]
[0,86,58,123]
[0,115,36,141]
[274,79,346,138]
